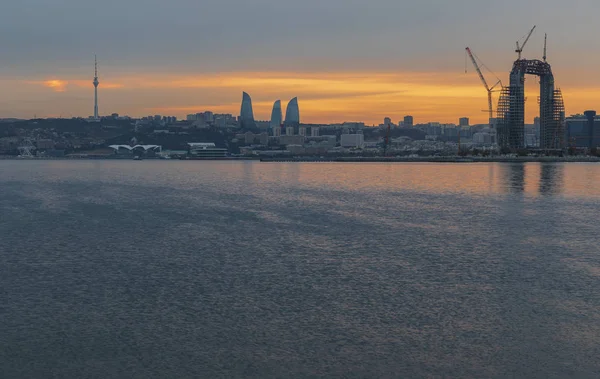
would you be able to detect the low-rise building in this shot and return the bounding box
[237,132,269,145]
[279,135,305,146]
[473,132,494,146]
[0,137,20,153]
[287,145,305,155]
[340,134,364,148]
[36,139,55,150]
[188,143,227,158]
[305,135,336,149]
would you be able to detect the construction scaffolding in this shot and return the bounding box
[496,59,565,151]
[496,86,523,149]
[548,88,566,149]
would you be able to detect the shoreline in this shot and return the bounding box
[1,155,600,163]
[259,156,600,163]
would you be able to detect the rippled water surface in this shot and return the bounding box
[1,161,600,378]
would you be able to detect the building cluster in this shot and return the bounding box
[0,121,107,157]
[80,56,598,156]
[238,92,301,135]
[3,107,600,158]
[186,112,237,128]
[139,115,178,124]
[4,52,600,159]
[226,108,596,157]
[380,115,415,128]
[10,55,595,158]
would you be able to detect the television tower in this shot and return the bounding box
[93,55,99,120]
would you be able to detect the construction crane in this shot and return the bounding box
[516,25,536,60]
[465,47,502,122]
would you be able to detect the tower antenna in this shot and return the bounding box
[93,55,100,120]
[543,33,547,62]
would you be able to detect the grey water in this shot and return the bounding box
[1,161,600,378]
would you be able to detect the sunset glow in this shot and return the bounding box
[6,70,598,124]
[2,0,600,124]
[42,80,69,92]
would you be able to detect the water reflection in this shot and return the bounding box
[539,164,564,195]
[500,164,526,194]
[496,163,568,197]
[488,164,496,194]
[1,161,599,199]
[3,161,600,379]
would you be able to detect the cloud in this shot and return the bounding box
[24,79,124,93]
[9,68,600,124]
[43,80,68,92]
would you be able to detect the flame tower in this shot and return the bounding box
[93,55,99,120]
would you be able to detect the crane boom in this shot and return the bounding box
[516,25,536,59]
[466,47,490,91]
[466,47,494,121]
[522,26,536,51]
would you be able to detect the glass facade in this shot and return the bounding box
[239,92,256,129]
[566,115,600,148]
[270,100,282,132]
[285,97,300,124]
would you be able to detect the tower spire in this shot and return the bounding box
[93,55,99,120]
[543,33,547,62]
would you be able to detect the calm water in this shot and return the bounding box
[1,161,600,378]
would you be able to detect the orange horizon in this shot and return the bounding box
[3,70,599,125]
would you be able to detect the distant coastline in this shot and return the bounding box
[1,155,600,163]
[260,157,600,163]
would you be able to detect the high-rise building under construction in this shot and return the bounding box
[496,56,565,150]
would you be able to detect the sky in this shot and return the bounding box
[1,0,599,124]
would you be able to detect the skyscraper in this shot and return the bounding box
[585,110,596,149]
[459,117,469,127]
[270,100,282,135]
[403,115,414,127]
[239,92,256,129]
[93,55,99,120]
[284,97,300,132]
[496,59,565,150]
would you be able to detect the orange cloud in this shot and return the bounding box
[25,79,124,91]
[43,80,68,92]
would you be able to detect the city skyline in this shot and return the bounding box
[6,69,597,126]
[2,0,600,123]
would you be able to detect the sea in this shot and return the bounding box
[1,160,600,378]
